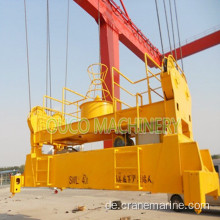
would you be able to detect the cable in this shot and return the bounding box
[48,1,52,109]
[155,0,165,57]
[168,0,177,60]
[174,0,184,70]
[64,0,70,114]
[46,0,52,110]
[65,0,70,89]
[163,0,173,56]
[24,0,32,111]
[45,2,48,109]
[98,0,101,64]
[98,0,102,99]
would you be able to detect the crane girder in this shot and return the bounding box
[74,0,162,67]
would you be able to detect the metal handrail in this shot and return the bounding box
[43,95,80,119]
[62,87,87,119]
[42,87,88,121]
[112,67,145,109]
[112,67,145,131]
[167,55,184,74]
[42,64,113,122]
[144,53,164,103]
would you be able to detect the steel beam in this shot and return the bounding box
[73,0,162,67]
[165,30,220,59]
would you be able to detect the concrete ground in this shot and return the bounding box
[0,186,220,220]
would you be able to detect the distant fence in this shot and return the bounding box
[0,170,18,186]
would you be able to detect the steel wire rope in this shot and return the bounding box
[98,0,102,98]
[168,0,177,60]
[46,0,52,111]
[163,0,173,56]
[155,0,165,57]
[174,0,184,70]
[98,0,101,64]
[64,0,70,114]
[24,0,32,111]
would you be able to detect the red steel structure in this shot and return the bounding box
[73,0,220,147]
[165,30,220,59]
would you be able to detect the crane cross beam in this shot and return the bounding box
[165,30,220,59]
[74,0,162,67]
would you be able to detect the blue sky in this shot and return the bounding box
[0,0,220,166]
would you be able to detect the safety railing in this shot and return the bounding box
[167,55,187,81]
[112,67,144,130]
[42,63,113,123]
[43,95,75,118]
[111,53,165,130]
[112,67,144,110]
[144,53,164,104]
[41,58,165,129]
[43,87,88,122]
[62,87,87,119]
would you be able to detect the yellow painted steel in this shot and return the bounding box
[11,57,219,214]
[10,175,23,195]
[86,63,112,101]
[80,96,113,119]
